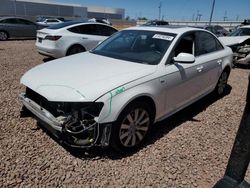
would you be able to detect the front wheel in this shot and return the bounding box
[0,31,8,41]
[215,71,229,96]
[110,102,153,152]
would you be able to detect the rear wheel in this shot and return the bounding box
[66,45,85,56]
[0,31,8,41]
[215,71,229,96]
[110,102,153,152]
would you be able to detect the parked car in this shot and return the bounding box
[204,25,228,36]
[36,21,118,58]
[228,25,250,36]
[143,20,169,26]
[36,18,63,26]
[20,26,233,152]
[219,25,250,65]
[36,16,66,23]
[0,17,44,41]
[88,18,112,25]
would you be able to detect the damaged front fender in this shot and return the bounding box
[19,89,112,148]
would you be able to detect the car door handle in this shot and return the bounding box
[159,78,166,84]
[196,66,204,73]
[217,59,222,65]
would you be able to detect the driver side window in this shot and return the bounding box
[174,34,195,56]
[168,33,195,64]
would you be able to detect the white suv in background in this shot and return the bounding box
[36,21,118,58]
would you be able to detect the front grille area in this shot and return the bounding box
[25,87,63,117]
[25,87,104,118]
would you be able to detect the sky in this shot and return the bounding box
[55,0,250,21]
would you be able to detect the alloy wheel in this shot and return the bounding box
[119,108,150,147]
[217,72,228,95]
[0,32,8,41]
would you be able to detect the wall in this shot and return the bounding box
[137,20,243,30]
[0,0,124,20]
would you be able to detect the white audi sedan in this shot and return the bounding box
[20,26,233,152]
[36,21,118,58]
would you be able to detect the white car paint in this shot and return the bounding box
[219,36,250,46]
[21,52,157,102]
[20,26,233,149]
[219,25,250,46]
[36,22,117,58]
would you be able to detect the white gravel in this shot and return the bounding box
[0,40,249,187]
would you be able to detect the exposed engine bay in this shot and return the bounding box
[230,39,250,65]
[20,87,111,148]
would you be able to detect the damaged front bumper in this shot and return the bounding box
[19,93,112,148]
[233,44,250,65]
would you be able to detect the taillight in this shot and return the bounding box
[44,35,62,41]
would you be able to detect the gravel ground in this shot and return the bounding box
[0,40,249,187]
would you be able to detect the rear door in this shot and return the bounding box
[96,24,117,37]
[17,19,37,37]
[72,24,117,50]
[69,24,106,50]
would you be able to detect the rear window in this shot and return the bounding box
[47,21,85,29]
[68,24,99,35]
[0,18,19,24]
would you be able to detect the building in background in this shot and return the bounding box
[87,5,124,20]
[0,0,125,20]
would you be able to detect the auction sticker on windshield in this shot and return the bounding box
[153,34,174,41]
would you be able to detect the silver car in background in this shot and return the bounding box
[0,17,44,40]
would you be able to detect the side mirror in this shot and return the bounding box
[173,53,195,64]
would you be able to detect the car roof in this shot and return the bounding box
[125,25,205,35]
[0,16,31,20]
[47,20,117,30]
[240,25,250,29]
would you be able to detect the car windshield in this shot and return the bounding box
[229,28,250,36]
[91,30,176,65]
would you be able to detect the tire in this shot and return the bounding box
[215,70,229,96]
[110,101,153,152]
[0,31,8,41]
[66,45,85,56]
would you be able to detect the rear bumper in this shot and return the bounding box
[19,93,112,148]
[36,42,64,58]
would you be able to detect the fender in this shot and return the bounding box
[96,75,165,124]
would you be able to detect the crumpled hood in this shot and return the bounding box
[218,36,250,46]
[21,52,157,102]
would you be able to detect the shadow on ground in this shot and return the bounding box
[43,57,54,62]
[35,85,232,160]
[234,64,250,70]
[7,38,36,41]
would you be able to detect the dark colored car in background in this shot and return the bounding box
[203,25,229,36]
[0,17,45,41]
[143,20,169,26]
